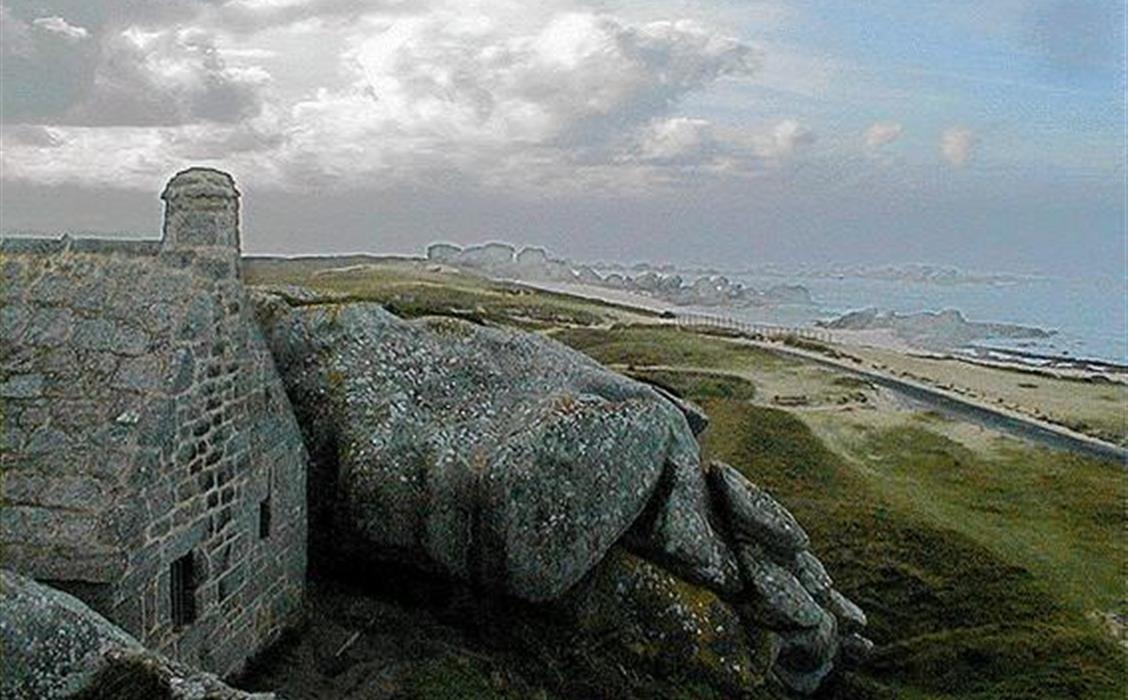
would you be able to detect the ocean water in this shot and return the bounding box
[696,273,1127,366]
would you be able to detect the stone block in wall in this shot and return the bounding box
[1,169,306,680]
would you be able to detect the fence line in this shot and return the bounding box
[674,311,834,344]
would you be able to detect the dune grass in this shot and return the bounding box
[808,415,1127,616]
[691,392,1125,699]
[624,367,758,401]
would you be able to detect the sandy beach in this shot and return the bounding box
[511,276,1128,451]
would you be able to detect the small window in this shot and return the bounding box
[259,498,272,540]
[170,552,197,627]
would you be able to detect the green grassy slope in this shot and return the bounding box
[245,258,658,329]
[558,325,1125,699]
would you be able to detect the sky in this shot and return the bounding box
[1,0,1124,276]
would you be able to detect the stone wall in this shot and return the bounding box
[0,169,308,678]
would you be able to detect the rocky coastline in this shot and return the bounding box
[426,242,814,309]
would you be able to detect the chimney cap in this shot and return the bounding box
[161,167,239,202]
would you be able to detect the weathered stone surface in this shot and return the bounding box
[794,550,833,601]
[774,656,834,697]
[254,291,732,602]
[162,167,241,250]
[560,547,772,694]
[0,374,44,399]
[705,460,874,692]
[708,461,810,554]
[773,609,838,696]
[825,588,867,633]
[777,607,838,672]
[736,542,824,630]
[1,171,308,679]
[0,569,272,700]
[626,431,742,595]
[644,383,710,436]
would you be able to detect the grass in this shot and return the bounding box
[244,257,657,330]
[688,397,1126,700]
[403,657,521,700]
[552,321,1125,699]
[554,324,783,372]
[624,367,758,401]
[556,325,877,409]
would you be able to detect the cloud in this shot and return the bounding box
[1,1,764,193]
[756,118,815,159]
[32,15,88,41]
[66,27,271,126]
[272,7,759,187]
[0,5,33,57]
[2,125,64,147]
[213,0,407,33]
[940,126,977,167]
[634,117,716,163]
[1,4,270,127]
[336,11,756,145]
[864,121,903,149]
[0,5,98,122]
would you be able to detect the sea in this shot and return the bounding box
[684,272,1127,367]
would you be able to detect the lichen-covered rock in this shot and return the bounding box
[793,550,833,601]
[736,543,825,630]
[0,569,271,700]
[773,611,838,696]
[840,633,875,666]
[825,589,867,633]
[777,610,838,674]
[707,461,873,695]
[643,383,710,436]
[625,430,743,596]
[251,288,871,696]
[708,461,810,554]
[252,290,737,602]
[559,547,773,695]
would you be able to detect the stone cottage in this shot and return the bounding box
[0,168,308,677]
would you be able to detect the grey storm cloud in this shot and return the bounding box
[2,125,65,147]
[0,1,267,126]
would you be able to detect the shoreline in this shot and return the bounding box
[513,277,1125,382]
[511,277,1127,460]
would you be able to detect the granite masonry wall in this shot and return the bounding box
[0,169,308,677]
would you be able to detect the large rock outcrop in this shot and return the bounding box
[0,569,271,700]
[252,287,870,695]
[252,287,738,602]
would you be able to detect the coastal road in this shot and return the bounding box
[737,337,1128,465]
[511,278,1127,464]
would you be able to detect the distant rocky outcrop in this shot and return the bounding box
[424,242,814,309]
[0,569,272,700]
[252,286,870,695]
[818,308,1053,350]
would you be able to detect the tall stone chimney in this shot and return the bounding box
[160,168,241,251]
